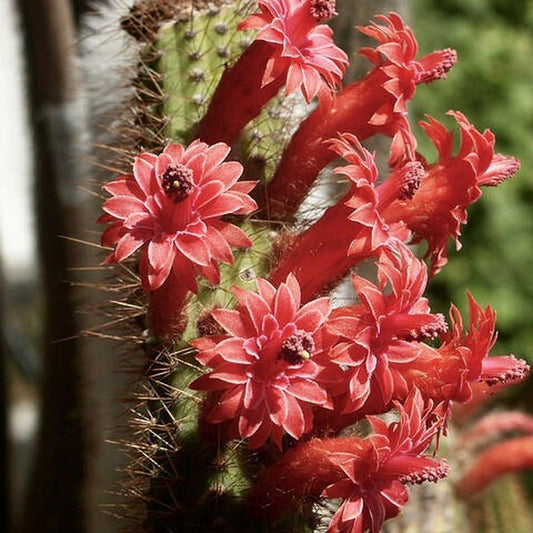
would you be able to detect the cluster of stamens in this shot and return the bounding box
[419,48,458,84]
[403,314,448,342]
[161,164,195,203]
[310,0,337,22]
[485,355,529,386]
[400,461,450,484]
[397,161,425,200]
[280,331,315,365]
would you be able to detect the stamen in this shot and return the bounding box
[197,310,226,337]
[161,164,195,203]
[400,461,450,484]
[401,313,448,342]
[280,331,315,365]
[482,355,529,386]
[310,0,337,22]
[377,161,424,210]
[478,154,521,187]
[418,48,458,84]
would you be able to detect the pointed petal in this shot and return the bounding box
[176,235,211,266]
[211,309,250,338]
[287,379,328,405]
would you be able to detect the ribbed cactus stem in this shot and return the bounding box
[155,2,248,145]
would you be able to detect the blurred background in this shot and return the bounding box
[1,0,531,531]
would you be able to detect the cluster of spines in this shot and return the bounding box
[96,2,302,530]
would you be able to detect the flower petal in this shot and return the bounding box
[176,235,211,266]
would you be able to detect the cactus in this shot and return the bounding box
[86,1,530,532]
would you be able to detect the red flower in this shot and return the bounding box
[382,111,520,275]
[327,243,447,413]
[196,0,347,144]
[399,293,529,405]
[99,141,257,292]
[269,136,420,302]
[323,392,448,533]
[357,13,457,125]
[189,275,334,448]
[265,12,456,220]
[248,390,448,530]
[456,436,533,498]
[239,0,348,102]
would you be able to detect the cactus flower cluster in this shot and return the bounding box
[98,1,529,531]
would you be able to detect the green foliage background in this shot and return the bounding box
[412,0,533,367]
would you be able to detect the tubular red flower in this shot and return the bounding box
[381,111,521,275]
[325,243,446,414]
[240,0,348,101]
[99,141,257,292]
[196,0,347,145]
[265,12,456,220]
[461,411,533,448]
[323,393,448,533]
[399,293,529,405]
[269,136,415,302]
[189,275,337,448]
[249,390,448,533]
[456,436,533,498]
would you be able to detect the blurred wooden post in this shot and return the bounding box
[0,258,9,533]
[14,1,85,531]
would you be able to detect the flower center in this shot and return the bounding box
[280,331,315,365]
[310,0,337,21]
[161,164,195,203]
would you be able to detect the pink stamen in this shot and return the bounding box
[280,331,315,364]
[310,0,337,21]
[161,164,195,203]
[377,161,425,210]
[482,355,529,386]
[418,48,458,83]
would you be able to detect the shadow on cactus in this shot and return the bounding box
[89,1,531,531]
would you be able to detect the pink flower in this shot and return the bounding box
[189,274,335,448]
[99,141,257,292]
[357,13,457,125]
[196,0,346,145]
[381,111,520,275]
[327,243,447,414]
[456,436,533,498]
[239,0,348,102]
[323,392,448,533]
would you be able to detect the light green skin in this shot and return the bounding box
[143,4,315,531]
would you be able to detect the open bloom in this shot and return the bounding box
[326,243,447,414]
[99,141,257,291]
[190,274,335,448]
[357,13,457,131]
[239,0,348,102]
[381,111,521,275]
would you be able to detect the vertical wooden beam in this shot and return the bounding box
[14,1,85,531]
